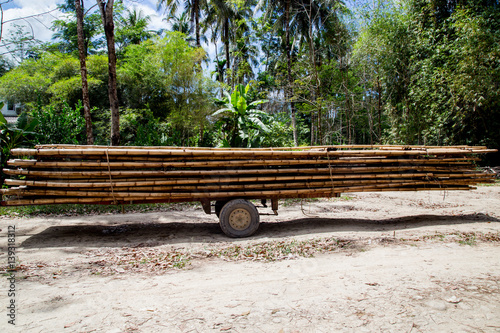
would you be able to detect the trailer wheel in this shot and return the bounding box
[214,200,228,217]
[219,199,260,238]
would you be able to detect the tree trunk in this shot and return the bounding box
[194,0,200,48]
[224,19,231,86]
[377,76,382,141]
[97,0,120,146]
[75,0,94,145]
[285,0,298,146]
[307,4,321,146]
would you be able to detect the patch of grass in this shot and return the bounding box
[88,248,192,275]
[209,237,353,262]
[81,237,354,276]
[335,195,355,201]
[0,202,198,218]
[398,231,500,246]
[281,198,321,207]
[456,232,477,246]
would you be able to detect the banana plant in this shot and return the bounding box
[213,84,269,147]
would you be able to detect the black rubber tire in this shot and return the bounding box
[214,200,228,217]
[219,199,260,238]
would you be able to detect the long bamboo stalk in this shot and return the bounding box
[3,165,472,179]
[34,144,489,150]
[6,172,492,189]
[1,185,475,206]
[2,178,485,197]
[7,158,476,169]
[11,147,496,158]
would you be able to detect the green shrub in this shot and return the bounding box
[32,101,86,144]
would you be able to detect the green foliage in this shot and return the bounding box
[51,2,104,55]
[120,108,168,146]
[213,84,269,147]
[352,0,500,162]
[260,113,294,147]
[0,107,38,185]
[31,101,86,145]
[0,52,106,109]
[115,7,157,53]
[0,0,497,158]
[119,33,217,145]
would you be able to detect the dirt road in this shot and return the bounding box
[1,186,499,332]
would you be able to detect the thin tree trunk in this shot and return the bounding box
[285,0,298,146]
[75,0,93,145]
[377,76,382,141]
[224,19,231,86]
[97,0,120,146]
[307,4,322,146]
[194,0,200,48]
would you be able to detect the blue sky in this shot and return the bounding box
[0,0,362,73]
[0,0,171,61]
[0,0,227,74]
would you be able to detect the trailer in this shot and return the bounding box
[1,144,496,237]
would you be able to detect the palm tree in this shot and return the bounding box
[257,0,345,146]
[165,12,196,45]
[257,0,301,146]
[204,0,255,86]
[157,0,207,47]
[169,11,191,34]
[291,0,347,145]
[203,0,236,85]
[116,7,156,50]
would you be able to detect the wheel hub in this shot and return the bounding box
[228,208,251,230]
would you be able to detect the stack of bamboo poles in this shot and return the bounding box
[1,144,496,206]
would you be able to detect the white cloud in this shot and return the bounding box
[123,0,168,32]
[0,0,63,61]
[0,0,205,65]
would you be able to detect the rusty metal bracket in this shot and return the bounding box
[272,197,279,215]
[199,199,211,214]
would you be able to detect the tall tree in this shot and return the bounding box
[205,0,235,85]
[205,0,255,86]
[258,0,303,146]
[115,7,156,52]
[97,0,120,146]
[52,1,103,55]
[157,0,206,48]
[75,0,94,145]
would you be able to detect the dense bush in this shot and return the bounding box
[31,101,86,144]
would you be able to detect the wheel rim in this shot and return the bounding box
[228,208,252,230]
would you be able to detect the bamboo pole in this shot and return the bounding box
[1,185,475,206]
[6,172,493,189]
[7,158,477,169]
[11,147,497,158]
[34,144,489,150]
[3,165,473,179]
[2,178,485,197]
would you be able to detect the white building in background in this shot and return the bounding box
[1,100,21,123]
[1,100,20,116]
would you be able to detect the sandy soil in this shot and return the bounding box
[1,186,500,333]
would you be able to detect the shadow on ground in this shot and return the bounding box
[21,213,499,249]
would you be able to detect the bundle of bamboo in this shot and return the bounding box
[1,144,495,206]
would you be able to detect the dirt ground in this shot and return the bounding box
[1,185,500,333]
